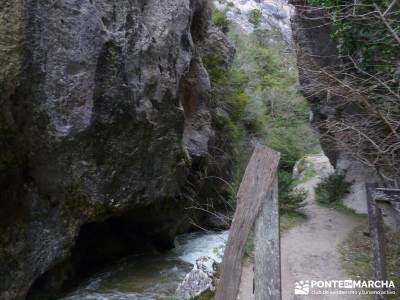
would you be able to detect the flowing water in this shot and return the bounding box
[60,231,228,300]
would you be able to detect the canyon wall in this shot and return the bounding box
[289,1,400,217]
[0,0,235,299]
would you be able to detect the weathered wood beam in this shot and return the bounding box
[254,177,281,300]
[215,145,280,300]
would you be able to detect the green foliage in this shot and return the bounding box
[203,53,249,145]
[278,171,308,213]
[307,0,400,77]
[226,163,243,209]
[247,9,262,28]
[204,9,319,210]
[268,128,308,172]
[212,9,230,33]
[315,174,351,204]
[203,51,250,210]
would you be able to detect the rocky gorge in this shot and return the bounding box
[1,0,399,299]
[0,1,236,299]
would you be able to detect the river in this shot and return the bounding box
[60,231,228,300]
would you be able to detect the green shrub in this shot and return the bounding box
[212,9,230,33]
[315,174,351,204]
[268,128,306,172]
[248,9,262,28]
[279,171,307,213]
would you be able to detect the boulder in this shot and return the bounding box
[177,256,217,299]
[0,0,236,298]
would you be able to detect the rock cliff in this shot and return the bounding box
[215,0,292,41]
[0,1,235,299]
[289,1,400,215]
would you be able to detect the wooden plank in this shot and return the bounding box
[215,145,280,300]
[366,183,387,300]
[254,177,281,300]
[375,188,400,202]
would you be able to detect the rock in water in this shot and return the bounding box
[177,256,217,299]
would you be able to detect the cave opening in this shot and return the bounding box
[26,206,188,300]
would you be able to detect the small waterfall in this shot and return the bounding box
[174,230,228,264]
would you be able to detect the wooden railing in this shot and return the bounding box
[215,146,399,300]
[215,145,281,300]
[366,184,400,300]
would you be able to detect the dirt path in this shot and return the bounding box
[238,155,362,300]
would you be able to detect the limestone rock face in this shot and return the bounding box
[198,26,236,70]
[0,0,234,299]
[289,1,375,212]
[214,0,293,41]
[177,256,217,299]
[289,0,342,164]
[289,1,399,217]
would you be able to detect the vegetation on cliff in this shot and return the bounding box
[301,0,400,184]
[308,0,399,76]
[207,8,319,214]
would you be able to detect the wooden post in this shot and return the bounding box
[366,183,387,300]
[254,177,281,300]
[215,145,280,300]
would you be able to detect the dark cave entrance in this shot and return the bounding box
[26,207,190,300]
